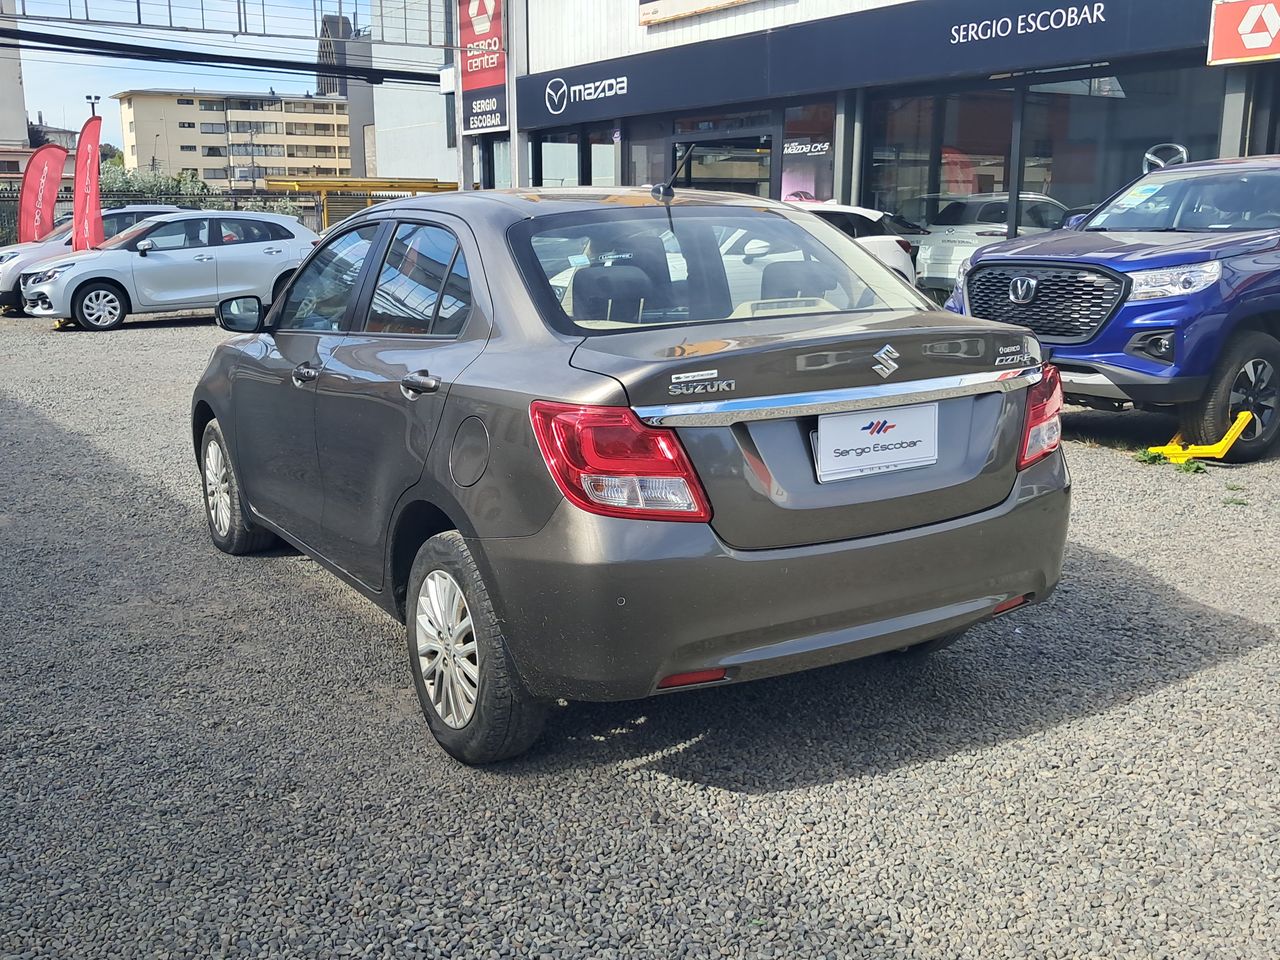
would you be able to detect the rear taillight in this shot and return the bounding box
[895,238,912,254]
[530,401,711,522]
[1018,364,1063,470]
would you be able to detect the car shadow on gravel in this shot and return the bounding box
[520,544,1274,792]
[45,313,217,332]
[1062,405,1179,452]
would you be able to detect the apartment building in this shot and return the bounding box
[113,89,351,190]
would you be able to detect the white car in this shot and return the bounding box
[791,201,917,284]
[21,210,319,331]
[908,193,1069,301]
[0,205,180,313]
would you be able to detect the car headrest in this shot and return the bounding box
[571,265,653,323]
[761,260,840,300]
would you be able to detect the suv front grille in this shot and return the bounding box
[965,264,1125,342]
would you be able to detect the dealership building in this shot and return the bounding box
[460,0,1275,235]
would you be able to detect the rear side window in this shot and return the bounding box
[267,221,296,240]
[275,225,379,332]
[364,223,472,337]
[217,219,272,244]
[510,206,925,335]
[817,211,884,239]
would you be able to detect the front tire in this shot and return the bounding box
[72,281,127,331]
[200,420,277,555]
[1179,331,1280,462]
[407,532,546,764]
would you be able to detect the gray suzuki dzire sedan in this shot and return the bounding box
[193,188,1070,764]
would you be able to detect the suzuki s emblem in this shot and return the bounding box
[871,344,900,379]
[1009,276,1038,304]
[545,78,568,115]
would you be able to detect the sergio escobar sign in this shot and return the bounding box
[459,0,508,135]
[950,2,1108,44]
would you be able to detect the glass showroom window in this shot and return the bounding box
[540,131,579,187]
[1020,65,1227,216]
[781,101,835,202]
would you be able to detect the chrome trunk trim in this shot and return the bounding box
[635,366,1043,426]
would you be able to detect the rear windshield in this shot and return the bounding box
[1085,168,1280,232]
[510,206,928,334]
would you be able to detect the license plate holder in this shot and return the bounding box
[813,402,939,483]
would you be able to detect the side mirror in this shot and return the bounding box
[216,296,264,334]
[1064,214,1087,231]
[742,238,771,263]
[136,239,154,256]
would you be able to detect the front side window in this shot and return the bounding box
[364,223,469,336]
[275,225,379,332]
[145,218,210,250]
[512,207,926,334]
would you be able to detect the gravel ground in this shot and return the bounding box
[1,314,1277,960]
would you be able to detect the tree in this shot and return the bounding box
[100,143,122,163]
[27,122,49,149]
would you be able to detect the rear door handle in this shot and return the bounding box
[400,370,442,398]
[263,247,283,255]
[292,362,320,386]
[193,254,215,262]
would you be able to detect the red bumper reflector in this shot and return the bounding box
[657,668,727,689]
[993,594,1031,615]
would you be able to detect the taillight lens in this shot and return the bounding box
[895,238,912,254]
[1018,364,1064,470]
[530,401,712,522]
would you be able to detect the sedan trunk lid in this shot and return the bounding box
[570,310,1042,549]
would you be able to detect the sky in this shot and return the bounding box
[21,51,312,146]
[10,0,394,146]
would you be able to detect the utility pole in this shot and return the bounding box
[454,3,473,192]
[507,0,527,188]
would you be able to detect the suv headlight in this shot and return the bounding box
[955,257,972,287]
[0,252,18,265]
[1127,261,1221,302]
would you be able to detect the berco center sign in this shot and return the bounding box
[459,0,508,135]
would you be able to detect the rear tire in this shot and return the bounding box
[1179,331,1280,462]
[200,420,277,555]
[407,532,546,764]
[72,281,127,331]
[892,629,967,658]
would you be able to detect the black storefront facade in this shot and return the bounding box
[492,0,1278,243]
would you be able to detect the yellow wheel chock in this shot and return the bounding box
[1146,410,1253,464]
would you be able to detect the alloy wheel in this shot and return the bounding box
[203,441,232,538]
[81,289,122,328]
[1229,357,1278,441]
[415,570,480,729]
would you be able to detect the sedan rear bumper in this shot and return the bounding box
[474,450,1070,701]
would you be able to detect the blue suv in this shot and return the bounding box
[945,157,1280,461]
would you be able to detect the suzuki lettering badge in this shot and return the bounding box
[1009,276,1038,305]
[872,344,900,379]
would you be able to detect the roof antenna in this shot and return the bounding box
[651,143,698,202]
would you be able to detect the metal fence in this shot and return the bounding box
[0,193,326,246]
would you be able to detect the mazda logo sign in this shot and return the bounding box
[545,78,568,116]
[1009,276,1038,305]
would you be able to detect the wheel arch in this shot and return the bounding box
[1231,308,1280,342]
[386,498,466,623]
[271,269,295,302]
[72,275,132,315]
[192,399,216,464]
